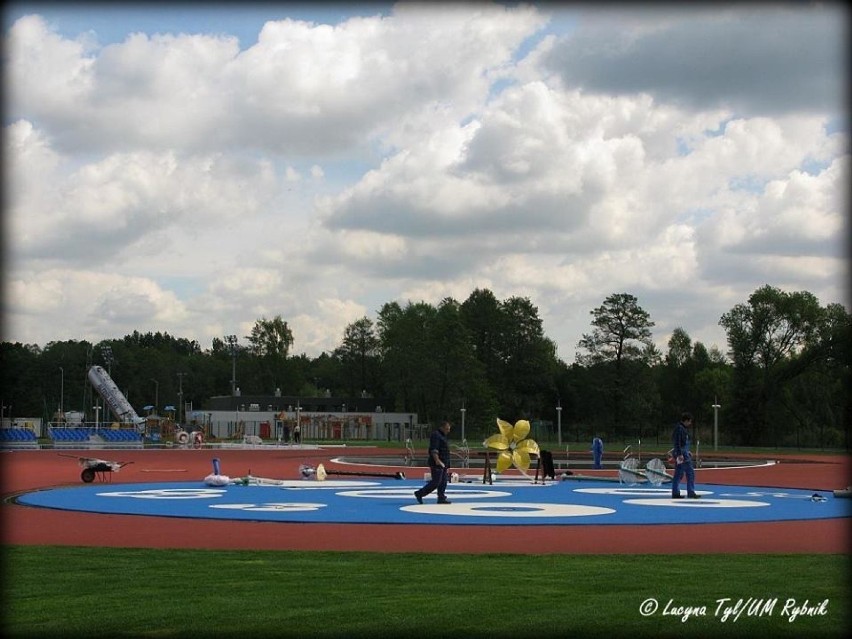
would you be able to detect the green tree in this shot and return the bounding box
[719,285,829,445]
[245,316,294,394]
[431,297,495,439]
[576,293,656,430]
[0,342,42,417]
[377,301,439,420]
[246,316,293,358]
[334,317,379,397]
[499,296,560,420]
[460,288,507,397]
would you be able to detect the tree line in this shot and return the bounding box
[1,285,848,449]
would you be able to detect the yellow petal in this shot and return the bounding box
[496,451,513,472]
[483,433,509,450]
[516,438,540,456]
[496,418,514,439]
[513,449,532,470]
[512,420,530,442]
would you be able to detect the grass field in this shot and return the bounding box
[3,547,849,638]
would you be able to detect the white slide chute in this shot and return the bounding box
[87,365,145,426]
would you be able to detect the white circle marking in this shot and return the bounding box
[401,502,616,518]
[209,502,326,512]
[337,488,511,499]
[623,498,770,508]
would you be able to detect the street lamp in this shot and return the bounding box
[59,367,64,419]
[93,403,101,429]
[177,372,186,426]
[151,379,159,415]
[224,335,238,396]
[460,404,466,444]
[556,400,562,447]
[712,398,721,451]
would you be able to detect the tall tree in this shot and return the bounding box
[246,316,294,393]
[335,317,379,397]
[576,293,655,429]
[432,297,497,438]
[666,328,692,368]
[577,293,655,366]
[719,285,826,445]
[460,288,507,393]
[246,316,294,358]
[500,296,560,419]
[377,301,439,420]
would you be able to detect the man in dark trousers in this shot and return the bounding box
[414,420,452,504]
[671,411,699,499]
[592,436,604,469]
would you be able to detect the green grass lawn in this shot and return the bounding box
[3,547,849,638]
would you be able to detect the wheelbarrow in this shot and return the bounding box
[59,454,133,482]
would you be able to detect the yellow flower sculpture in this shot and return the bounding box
[483,418,540,474]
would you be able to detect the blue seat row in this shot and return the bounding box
[0,428,38,441]
[49,428,91,441]
[97,429,141,442]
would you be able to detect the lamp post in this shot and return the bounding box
[712,398,721,451]
[556,400,562,447]
[93,403,100,429]
[59,367,64,419]
[151,379,159,415]
[177,372,186,426]
[460,404,466,444]
[225,335,238,396]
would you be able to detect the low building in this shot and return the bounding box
[195,394,424,442]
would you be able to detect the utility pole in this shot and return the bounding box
[712,398,721,451]
[150,379,159,415]
[177,372,186,426]
[556,399,562,447]
[225,335,238,396]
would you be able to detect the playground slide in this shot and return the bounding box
[87,365,145,425]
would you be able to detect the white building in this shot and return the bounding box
[195,394,425,442]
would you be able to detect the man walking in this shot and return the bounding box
[414,420,452,504]
[671,412,699,499]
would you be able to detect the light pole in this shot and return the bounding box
[712,398,721,451]
[460,403,466,443]
[225,335,238,396]
[177,372,186,426]
[93,403,100,429]
[59,367,64,419]
[151,379,159,415]
[556,400,562,447]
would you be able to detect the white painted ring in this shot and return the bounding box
[401,502,616,518]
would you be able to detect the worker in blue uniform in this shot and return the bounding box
[671,412,699,499]
[592,437,604,469]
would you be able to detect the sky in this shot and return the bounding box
[2,1,849,364]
